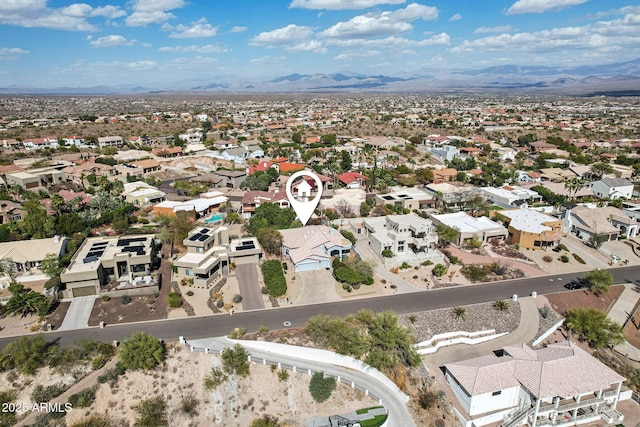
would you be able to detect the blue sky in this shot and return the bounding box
[1,0,639,87]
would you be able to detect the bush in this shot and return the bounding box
[339,229,357,245]
[186,291,194,297]
[334,266,366,285]
[560,255,569,263]
[97,362,126,385]
[118,332,164,371]
[133,396,168,427]
[221,344,250,377]
[277,369,289,382]
[261,260,287,297]
[432,264,447,277]
[203,367,227,391]
[572,253,586,264]
[216,299,225,308]
[167,292,182,308]
[417,384,440,409]
[448,255,459,265]
[68,387,96,408]
[31,382,68,403]
[91,354,108,370]
[309,372,336,403]
[381,249,393,258]
[542,255,553,263]
[400,262,411,270]
[69,414,115,427]
[121,295,132,305]
[101,295,111,302]
[421,260,433,266]
[232,294,243,303]
[179,392,199,416]
[461,265,487,282]
[261,286,269,295]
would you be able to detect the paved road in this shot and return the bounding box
[235,263,264,310]
[2,265,639,350]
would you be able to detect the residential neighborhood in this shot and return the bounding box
[1,94,640,426]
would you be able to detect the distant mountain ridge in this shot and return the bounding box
[2,58,640,95]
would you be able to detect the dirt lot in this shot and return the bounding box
[544,285,624,317]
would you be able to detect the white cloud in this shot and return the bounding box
[287,40,327,53]
[250,24,314,46]
[474,25,514,34]
[230,26,248,33]
[320,3,438,39]
[506,0,588,15]
[125,0,185,27]
[89,35,136,48]
[327,33,449,48]
[0,47,29,59]
[334,50,381,60]
[452,12,640,60]
[166,18,218,38]
[0,1,124,31]
[250,55,287,64]
[289,0,406,10]
[449,13,461,21]
[159,44,229,53]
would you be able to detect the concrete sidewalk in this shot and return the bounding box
[58,295,98,331]
[608,283,640,361]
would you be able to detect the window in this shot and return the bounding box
[492,391,502,396]
[185,269,194,276]
[196,247,203,253]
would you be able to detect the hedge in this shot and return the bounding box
[261,260,287,297]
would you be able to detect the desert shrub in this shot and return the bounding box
[133,396,168,427]
[461,264,487,282]
[101,295,111,302]
[250,415,280,427]
[342,283,351,291]
[232,294,243,303]
[493,299,510,312]
[180,392,199,416]
[121,295,132,305]
[452,306,467,320]
[221,344,250,377]
[118,332,164,371]
[229,327,247,339]
[186,291,194,296]
[572,253,586,264]
[421,260,433,266]
[278,369,289,382]
[97,362,126,385]
[542,255,553,263]
[560,255,569,263]
[558,243,568,251]
[167,292,182,308]
[417,384,440,409]
[448,255,459,265]
[203,367,227,391]
[261,260,287,297]
[68,387,96,408]
[31,382,68,403]
[381,249,393,258]
[1,335,56,375]
[216,299,225,308]
[488,261,509,275]
[69,413,115,427]
[309,372,336,403]
[261,286,269,294]
[432,264,447,277]
[400,262,411,270]
[0,390,16,426]
[91,354,108,370]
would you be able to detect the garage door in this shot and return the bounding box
[72,286,97,297]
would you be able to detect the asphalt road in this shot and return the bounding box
[2,265,639,349]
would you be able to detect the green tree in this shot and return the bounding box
[20,199,55,238]
[590,162,614,178]
[432,263,447,277]
[340,150,352,172]
[40,253,63,279]
[360,201,372,217]
[248,202,298,236]
[256,228,282,256]
[565,308,625,348]
[309,372,336,403]
[221,344,250,377]
[250,415,280,427]
[584,269,613,295]
[1,334,55,375]
[5,287,46,318]
[119,332,165,371]
[435,224,459,247]
[321,134,337,145]
[133,396,168,427]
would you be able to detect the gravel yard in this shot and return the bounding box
[400,301,521,342]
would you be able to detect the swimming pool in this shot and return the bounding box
[204,213,224,223]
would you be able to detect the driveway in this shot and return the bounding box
[235,263,264,310]
[295,269,340,305]
[58,295,98,330]
[560,235,610,270]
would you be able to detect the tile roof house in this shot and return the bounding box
[562,204,637,242]
[589,177,634,200]
[444,342,626,427]
[280,225,352,272]
[0,235,68,275]
[338,172,367,189]
[240,189,289,219]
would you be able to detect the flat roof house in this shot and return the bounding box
[123,181,167,207]
[375,186,435,211]
[60,234,159,298]
[481,186,542,208]
[363,213,440,262]
[498,208,562,250]
[173,226,230,289]
[431,212,507,246]
[589,177,634,200]
[98,136,124,147]
[280,225,352,272]
[445,342,626,427]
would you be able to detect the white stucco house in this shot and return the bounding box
[589,177,634,200]
[280,225,352,272]
[445,342,627,427]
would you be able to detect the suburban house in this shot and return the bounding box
[123,181,167,207]
[431,145,461,162]
[97,136,124,147]
[0,200,25,224]
[562,204,637,242]
[62,162,117,186]
[318,188,366,217]
[152,146,183,157]
[432,168,459,184]
[375,186,435,211]
[481,186,542,209]
[178,130,203,144]
[589,178,634,200]
[280,225,352,272]
[498,208,563,250]
[240,189,289,219]
[5,167,65,190]
[0,235,68,275]
[362,213,440,262]
[213,170,247,189]
[60,234,159,297]
[622,201,640,223]
[537,168,578,182]
[22,136,59,150]
[338,172,367,189]
[444,342,627,427]
[425,183,485,211]
[153,194,228,219]
[131,159,162,174]
[430,212,507,246]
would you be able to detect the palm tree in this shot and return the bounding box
[493,299,510,312]
[564,178,584,201]
[5,289,46,318]
[452,306,467,320]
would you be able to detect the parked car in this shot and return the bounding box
[564,281,583,290]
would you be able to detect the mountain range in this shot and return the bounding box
[3,58,640,96]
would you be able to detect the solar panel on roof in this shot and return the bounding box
[198,234,209,241]
[83,255,98,263]
[201,228,210,233]
[189,234,201,241]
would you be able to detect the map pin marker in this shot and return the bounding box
[285,171,323,226]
